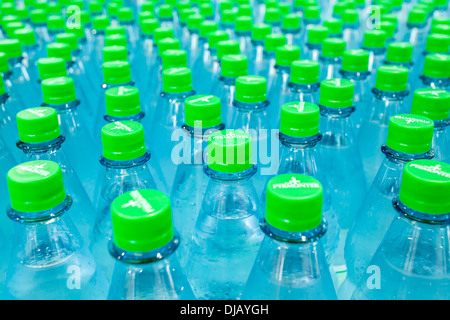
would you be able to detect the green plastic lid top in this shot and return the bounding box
[321,37,346,58]
[341,49,370,72]
[161,49,188,69]
[221,9,237,24]
[89,1,103,14]
[411,88,450,120]
[184,94,222,128]
[154,27,175,44]
[199,3,214,17]
[1,15,20,28]
[434,0,450,7]
[141,1,155,13]
[332,1,348,17]
[105,25,127,36]
[290,59,320,84]
[4,22,25,37]
[41,76,76,105]
[162,67,193,93]
[118,7,134,22]
[47,15,65,31]
[323,18,343,35]
[265,33,287,52]
[375,21,397,40]
[280,102,320,137]
[30,9,47,24]
[304,5,321,20]
[399,160,450,214]
[0,53,9,73]
[102,60,132,84]
[282,13,301,31]
[276,44,301,66]
[46,42,72,62]
[138,11,154,24]
[13,28,37,46]
[7,160,66,213]
[111,189,174,252]
[278,2,291,14]
[386,114,434,154]
[221,54,248,78]
[237,4,252,17]
[380,13,398,24]
[235,75,267,103]
[158,38,181,55]
[251,23,272,41]
[101,121,146,161]
[93,15,110,31]
[217,40,240,59]
[432,16,450,27]
[179,8,195,24]
[219,0,233,11]
[105,86,141,117]
[307,26,329,44]
[158,4,174,19]
[375,65,409,92]
[425,34,450,53]
[14,7,30,20]
[407,9,427,25]
[235,16,253,33]
[319,78,354,108]
[363,29,387,49]
[37,57,67,80]
[104,34,128,48]
[0,39,22,59]
[265,174,323,232]
[208,30,230,49]
[207,129,252,173]
[264,7,281,24]
[102,45,128,63]
[16,107,61,144]
[431,24,450,36]
[386,42,414,63]
[423,54,450,78]
[342,9,358,24]
[55,32,79,51]
[199,20,219,38]
[140,18,159,36]
[187,13,205,31]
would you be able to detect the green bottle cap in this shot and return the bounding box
[278,2,291,14]
[197,21,216,38]
[105,86,141,117]
[199,3,214,18]
[332,1,348,17]
[105,25,127,36]
[235,75,267,103]
[219,0,233,11]
[37,57,67,80]
[276,44,301,66]
[280,101,320,137]
[363,29,387,49]
[179,8,195,24]
[102,60,132,84]
[158,37,181,55]
[93,15,110,31]
[140,18,159,36]
[265,0,279,9]
[251,23,271,41]
[221,9,237,25]
[7,160,66,212]
[154,27,175,44]
[111,189,174,252]
[411,88,450,120]
[221,54,248,78]
[375,65,409,91]
[425,34,450,53]
[107,2,120,17]
[41,76,76,105]
[386,42,413,63]
[184,94,222,128]
[235,16,253,33]
[0,39,22,59]
[399,160,450,214]
[158,4,174,19]
[208,30,229,49]
[162,67,193,93]
[282,13,301,31]
[380,13,398,24]
[407,8,427,25]
[431,24,450,36]
[176,0,191,11]
[55,32,79,51]
[141,1,155,13]
[341,49,369,72]
[187,13,205,31]
[161,49,188,69]
[321,37,346,57]
[265,174,323,232]
[217,39,240,59]
[304,5,321,20]
[342,9,358,24]
[102,45,128,62]
[16,107,61,143]
[1,15,20,28]
[14,7,30,21]
[138,11,154,24]
[101,121,146,161]
[30,8,47,24]
[323,18,342,36]
[4,22,25,37]
[12,28,37,46]
[432,16,450,27]
[386,114,434,154]
[118,7,134,23]
[264,7,281,24]
[423,54,450,78]
[307,25,329,44]
[434,0,449,7]
[89,1,103,15]
[265,33,287,52]
[46,42,72,62]
[0,53,9,73]
[207,129,252,173]
[237,4,252,17]
[47,15,65,31]
[319,78,354,108]
[290,59,320,84]
[376,21,397,41]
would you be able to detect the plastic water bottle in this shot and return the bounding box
[339,49,372,134]
[324,18,343,40]
[248,23,272,74]
[383,43,415,95]
[318,78,367,283]
[211,39,241,90]
[40,76,99,201]
[416,54,450,91]
[220,8,237,38]
[185,13,205,64]
[361,29,387,81]
[13,27,43,89]
[170,94,225,267]
[234,16,254,58]
[179,8,196,50]
[350,159,450,300]
[0,52,25,119]
[303,25,328,61]
[185,129,264,300]
[107,189,195,300]
[91,121,158,283]
[342,9,362,50]
[282,13,302,47]
[29,9,50,44]
[255,33,286,78]
[195,20,219,67]
[376,21,397,46]
[211,54,248,127]
[411,88,450,163]
[357,65,410,185]
[319,37,346,81]
[35,56,67,104]
[15,106,97,244]
[90,15,110,68]
[403,9,428,60]
[243,173,337,300]
[341,113,435,300]
[0,73,20,161]
[264,7,282,34]
[3,160,108,300]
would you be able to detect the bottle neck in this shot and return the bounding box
[17,135,65,155]
[204,164,257,183]
[393,199,450,226]
[260,218,327,243]
[8,196,72,224]
[319,104,355,118]
[287,81,320,93]
[381,145,435,164]
[42,99,80,113]
[108,235,180,265]
[420,75,450,89]
[372,87,409,101]
[219,75,237,86]
[100,152,151,169]
[233,99,270,112]
[103,111,145,122]
[279,132,322,149]
[339,69,371,81]
[102,81,135,90]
